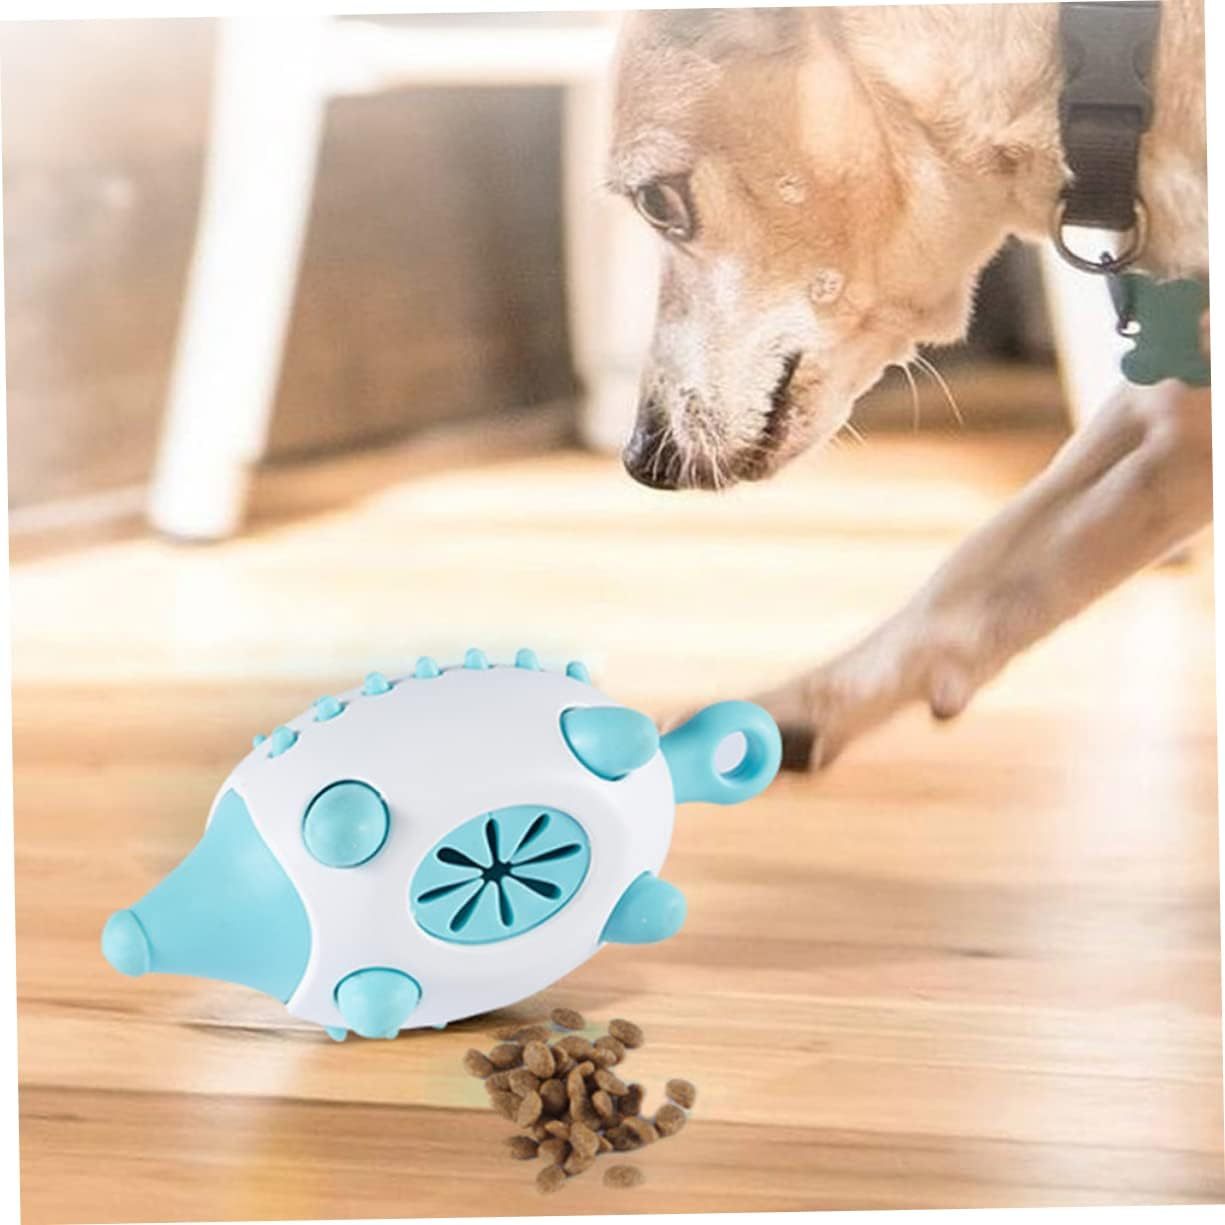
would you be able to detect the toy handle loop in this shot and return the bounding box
[660,701,782,805]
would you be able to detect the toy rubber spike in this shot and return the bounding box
[413,656,441,679]
[334,968,421,1039]
[565,660,591,683]
[601,872,687,944]
[514,648,541,670]
[101,791,310,999]
[560,706,659,780]
[464,648,490,670]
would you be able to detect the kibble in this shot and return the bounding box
[488,1042,523,1069]
[666,1078,696,1109]
[564,1151,595,1176]
[608,1018,644,1048]
[536,1164,567,1194]
[569,1120,600,1159]
[463,1049,495,1078]
[508,1068,540,1096]
[488,1090,519,1121]
[539,1077,568,1116]
[604,1164,644,1189]
[654,1102,686,1137]
[594,1068,627,1096]
[506,1135,539,1160]
[523,1041,555,1078]
[512,1024,553,1044]
[607,1125,637,1152]
[594,1035,625,1065]
[516,1090,544,1127]
[554,1034,597,1060]
[623,1116,658,1146]
[469,1010,693,1194]
[538,1137,569,1165]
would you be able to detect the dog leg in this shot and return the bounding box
[758,380,1213,770]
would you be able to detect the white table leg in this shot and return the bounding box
[1038,241,1129,427]
[563,72,659,455]
[148,17,328,540]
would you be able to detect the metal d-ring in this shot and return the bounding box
[1051,195,1149,275]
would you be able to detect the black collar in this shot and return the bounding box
[1055,1,1161,273]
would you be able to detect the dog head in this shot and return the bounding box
[609,7,1019,489]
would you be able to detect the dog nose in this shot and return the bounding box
[622,414,681,490]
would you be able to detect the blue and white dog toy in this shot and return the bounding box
[102,649,781,1041]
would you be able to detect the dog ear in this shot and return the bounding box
[641,7,808,60]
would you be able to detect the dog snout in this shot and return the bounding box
[623,408,682,490]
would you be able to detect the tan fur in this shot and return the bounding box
[612,3,1211,767]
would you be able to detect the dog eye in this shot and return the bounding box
[633,180,694,241]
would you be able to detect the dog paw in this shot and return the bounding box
[747,671,850,773]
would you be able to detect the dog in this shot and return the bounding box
[608,2,1210,769]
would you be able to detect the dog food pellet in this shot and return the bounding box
[536,1164,567,1194]
[506,1135,539,1160]
[550,1007,586,1030]
[523,1041,555,1078]
[594,1068,628,1096]
[620,1083,644,1117]
[594,1035,625,1064]
[569,1121,600,1159]
[570,1094,601,1129]
[538,1137,569,1165]
[489,1042,523,1069]
[574,1059,596,1080]
[598,1134,614,1153]
[488,1090,519,1121]
[551,1047,574,1075]
[539,1077,567,1116]
[515,1090,544,1127]
[528,1122,550,1141]
[512,1024,553,1044]
[604,1164,644,1189]
[608,1127,637,1152]
[463,1049,495,1078]
[555,1034,597,1060]
[654,1102,686,1137]
[508,1068,540,1096]
[623,1116,658,1146]
[608,1019,644,1048]
[544,1119,570,1139]
[666,1078,696,1109]
[564,1151,595,1176]
[485,1070,513,1093]
[591,1089,615,1120]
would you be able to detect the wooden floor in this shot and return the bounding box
[13,427,1223,1221]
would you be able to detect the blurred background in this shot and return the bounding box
[5,11,1072,540]
[7,11,1220,1224]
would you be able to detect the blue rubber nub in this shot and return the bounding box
[101,909,152,977]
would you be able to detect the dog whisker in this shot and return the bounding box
[896,361,922,432]
[914,352,964,427]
